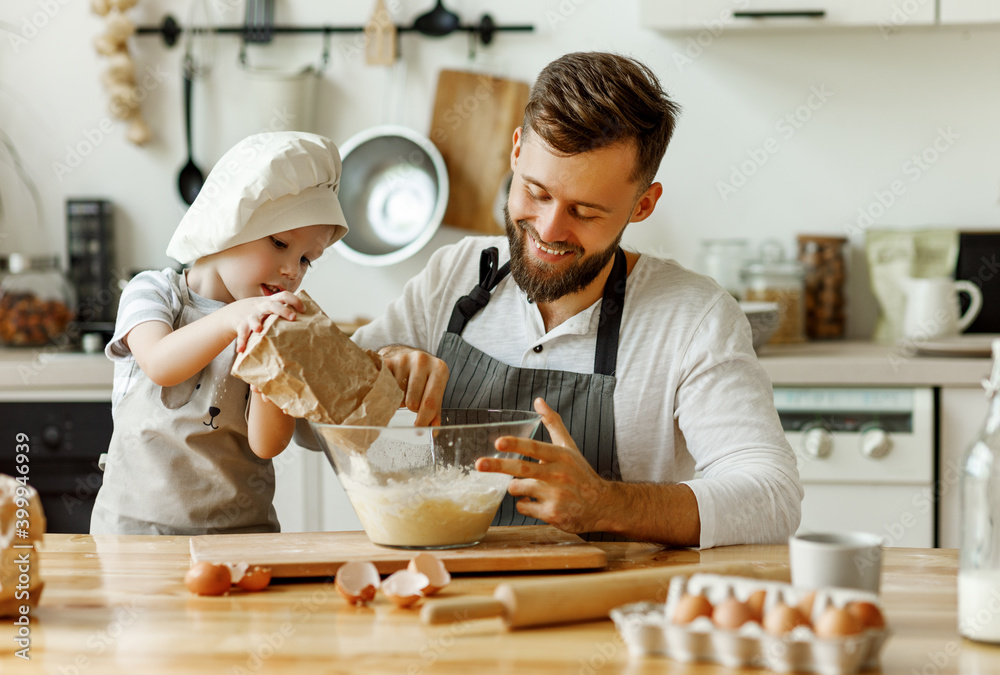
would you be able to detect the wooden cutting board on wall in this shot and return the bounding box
[429,69,530,234]
[189,525,607,578]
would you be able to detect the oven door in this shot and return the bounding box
[775,387,936,548]
[0,390,112,534]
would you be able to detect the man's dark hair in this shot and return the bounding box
[522,51,680,191]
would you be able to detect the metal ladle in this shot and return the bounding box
[176,56,204,206]
[413,0,460,37]
[176,2,214,206]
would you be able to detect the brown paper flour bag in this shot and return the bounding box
[231,291,403,429]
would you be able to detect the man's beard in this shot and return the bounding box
[503,203,624,304]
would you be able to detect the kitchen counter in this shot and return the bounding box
[1,340,991,394]
[757,340,991,387]
[0,533,986,673]
[0,348,112,392]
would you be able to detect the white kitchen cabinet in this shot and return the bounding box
[940,0,1000,23]
[938,386,989,548]
[640,0,935,31]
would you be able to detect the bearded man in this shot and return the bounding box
[352,51,802,548]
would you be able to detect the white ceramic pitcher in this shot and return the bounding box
[902,277,983,340]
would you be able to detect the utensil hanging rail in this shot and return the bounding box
[136,14,532,48]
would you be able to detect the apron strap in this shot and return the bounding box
[593,247,628,376]
[446,247,511,335]
[447,245,627,376]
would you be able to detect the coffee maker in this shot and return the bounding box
[66,199,118,342]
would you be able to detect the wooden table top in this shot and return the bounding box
[0,533,991,674]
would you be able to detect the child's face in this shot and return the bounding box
[216,224,336,301]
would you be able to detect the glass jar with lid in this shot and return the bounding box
[740,241,806,344]
[0,253,76,347]
[959,340,1000,642]
[695,239,750,298]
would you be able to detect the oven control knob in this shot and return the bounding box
[801,425,832,458]
[41,425,61,449]
[861,427,892,459]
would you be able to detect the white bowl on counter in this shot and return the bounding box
[740,301,781,350]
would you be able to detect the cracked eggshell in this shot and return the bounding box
[335,561,380,606]
[235,566,272,592]
[407,553,451,596]
[382,570,429,608]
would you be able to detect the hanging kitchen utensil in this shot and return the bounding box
[177,56,204,206]
[428,69,529,233]
[181,0,215,80]
[176,3,214,206]
[239,0,275,66]
[365,0,396,66]
[241,64,320,132]
[413,0,460,37]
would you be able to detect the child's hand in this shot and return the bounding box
[230,291,304,352]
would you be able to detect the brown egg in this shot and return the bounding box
[846,601,886,630]
[712,598,755,630]
[235,566,272,592]
[671,593,713,624]
[763,602,810,635]
[746,589,767,622]
[796,590,817,621]
[184,561,231,596]
[815,606,865,638]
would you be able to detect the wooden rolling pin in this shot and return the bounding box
[420,562,789,630]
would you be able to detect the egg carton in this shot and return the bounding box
[609,574,890,675]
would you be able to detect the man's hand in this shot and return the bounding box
[474,398,613,533]
[377,345,449,426]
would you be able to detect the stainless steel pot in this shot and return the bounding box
[334,125,449,267]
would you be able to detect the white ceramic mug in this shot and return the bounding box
[789,532,884,593]
[902,277,983,340]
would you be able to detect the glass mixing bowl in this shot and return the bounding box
[310,408,542,549]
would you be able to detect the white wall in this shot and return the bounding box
[1,0,999,338]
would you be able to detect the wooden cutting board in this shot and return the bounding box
[428,69,530,234]
[189,525,607,578]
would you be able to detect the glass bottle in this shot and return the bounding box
[959,339,1000,642]
[0,253,77,347]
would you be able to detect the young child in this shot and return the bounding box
[90,131,349,535]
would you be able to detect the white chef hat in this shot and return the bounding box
[166,131,349,264]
